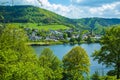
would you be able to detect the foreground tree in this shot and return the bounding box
[39,48,63,80]
[92,25,120,79]
[0,25,44,80]
[62,46,90,80]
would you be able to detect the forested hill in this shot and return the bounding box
[0,5,120,32]
[0,5,74,27]
[73,18,120,33]
[74,18,120,28]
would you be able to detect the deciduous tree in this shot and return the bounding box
[39,48,63,80]
[62,46,90,80]
[92,25,120,79]
[0,25,44,80]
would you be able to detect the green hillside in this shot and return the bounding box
[0,5,120,33]
[0,5,74,27]
[6,23,70,30]
[73,18,120,34]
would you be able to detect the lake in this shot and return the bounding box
[32,43,112,75]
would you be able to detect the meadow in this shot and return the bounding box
[6,23,70,30]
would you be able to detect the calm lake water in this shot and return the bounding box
[32,43,112,75]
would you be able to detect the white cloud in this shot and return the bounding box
[38,0,120,18]
[39,0,71,16]
[89,2,120,16]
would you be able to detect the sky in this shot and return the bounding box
[0,0,120,19]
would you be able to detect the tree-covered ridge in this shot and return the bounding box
[73,18,120,34]
[74,18,120,27]
[0,5,74,27]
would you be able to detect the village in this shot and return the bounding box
[24,28,101,43]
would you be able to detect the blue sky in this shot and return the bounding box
[49,0,70,5]
[0,0,120,18]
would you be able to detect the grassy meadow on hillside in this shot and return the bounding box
[6,23,70,30]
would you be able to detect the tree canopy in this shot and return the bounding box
[62,46,90,80]
[39,48,63,80]
[0,25,44,80]
[92,25,120,79]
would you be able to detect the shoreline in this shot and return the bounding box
[27,41,99,46]
[27,41,63,46]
